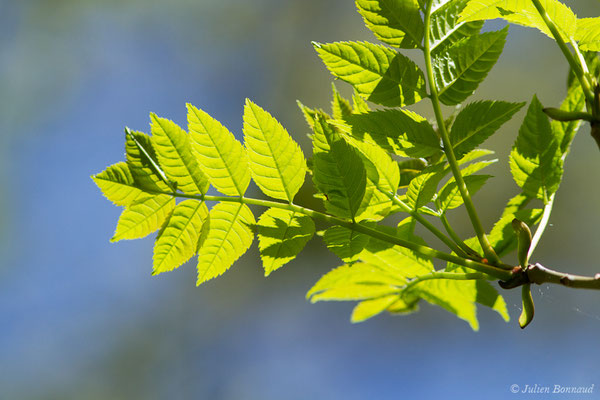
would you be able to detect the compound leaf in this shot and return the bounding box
[257,208,315,276]
[187,104,250,196]
[244,100,307,202]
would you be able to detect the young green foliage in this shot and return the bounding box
[93,0,600,330]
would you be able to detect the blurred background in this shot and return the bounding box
[1,0,599,398]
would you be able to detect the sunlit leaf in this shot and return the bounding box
[92,162,147,207]
[153,200,209,274]
[433,27,508,105]
[509,95,563,203]
[450,100,525,157]
[460,0,577,40]
[257,208,315,276]
[356,0,424,49]
[196,202,255,285]
[312,118,367,219]
[575,17,600,52]
[112,194,175,242]
[323,225,371,263]
[244,100,307,201]
[187,104,250,196]
[314,41,427,107]
[430,0,484,54]
[351,294,401,322]
[150,113,209,194]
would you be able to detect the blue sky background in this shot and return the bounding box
[1,0,600,398]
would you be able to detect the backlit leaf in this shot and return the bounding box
[351,294,401,322]
[196,202,255,285]
[314,41,427,107]
[450,100,525,157]
[342,109,441,158]
[324,225,371,263]
[433,27,508,105]
[257,208,315,276]
[92,162,147,207]
[150,114,209,194]
[153,200,209,274]
[430,0,484,54]
[356,0,423,49]
[312,118,367,219]
[576,18,600,52]
[244,100,307,201]
[187,104,251,196]
[459,0,577,41]
[112,194,175,242]
[509,95,563,203]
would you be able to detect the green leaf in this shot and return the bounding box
[448,194,542,259]
[187,104,251,196]
[551,83,586,154]
[307,263,405,302]
[112,194,175,242]
[92,162,147,207]
[323,225,371,263]
[433,27,508,105]
[352,89,371,113]
[398,158,427,187]
[257,208,315,276]
[150,113,209,194]
[356,0,424,49]
[341,109,441,158]
[509,95,563,203]
[153,200,209,274]
[297,100,319,130]
[488,206,543,258]
[386,294,420,314]
[125,130,172,192]
[415,278,480,329]
[243,99,308,202]
[359,223,434,277]
[405,162,447,209]
[430,0,484,55]
[450,100,525,157]
[313,41,427,107]
[459,0,577,41]
[312,118,367,219]
[351,294,401,323]
[340,132,401,220]
[576,18,600,52]
[196,202,255,285]
[437,174,491,212]
[331,83,353,121]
